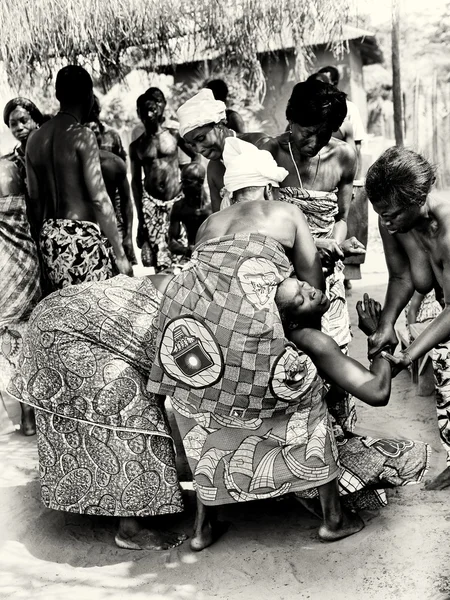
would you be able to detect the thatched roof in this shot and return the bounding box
[0,0,353,89]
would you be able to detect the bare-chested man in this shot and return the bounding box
[366,146,450,490]
[168,163,211,260]
[260,79,364,435]
[176,88,267,212]
[129,87,199,271]
[25,65,132,290]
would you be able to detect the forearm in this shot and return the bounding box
[331,220,347,245]
[407,307,450,360]
[131,181,144,226]
[92,197,126,258]
[120,192,134,239]
[364,355,392,406]
[379,276,415,328]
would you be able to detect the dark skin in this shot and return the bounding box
[183,122,269,212]
[368,193,450,490]
[259,128,364,264]
[190,289,390,551]
[25,99,132,276]
[98,149,134,263]
[129,97,199,247]
[195,191,325,295]
[168,164,211,257]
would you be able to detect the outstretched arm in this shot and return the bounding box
[290,327,391,406]
[368,220,415,357]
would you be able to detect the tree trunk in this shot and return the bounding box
[392,0,404,147]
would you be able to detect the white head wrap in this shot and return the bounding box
[177,89,226,138]
[223,137,289,193]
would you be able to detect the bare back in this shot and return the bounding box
[26,116,105,223]
[195,200,325,291]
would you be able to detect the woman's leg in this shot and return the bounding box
[316,478,364,542]
[190,495,228,552]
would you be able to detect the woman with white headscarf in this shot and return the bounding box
[177,89,268,212]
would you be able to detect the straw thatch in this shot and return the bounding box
[0,0,352,90]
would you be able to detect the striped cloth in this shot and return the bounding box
[0,195,41,325]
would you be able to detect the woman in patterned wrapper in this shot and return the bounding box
[8,274,187,550]
[0,98,47,435]
[186,281,429,551]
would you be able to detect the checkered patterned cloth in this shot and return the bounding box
[148,233,319,419]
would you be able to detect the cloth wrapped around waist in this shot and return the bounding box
[8,275,171,438]
[148,233,321,420]
[40,218,114,289]
[279,187,338,239]
[0,195,41,324]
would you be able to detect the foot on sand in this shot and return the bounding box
[318,510,365,542]
[424,467,450,490]
[21,407,36,436]
[115,517,187,550]
[190,520,229,552]
[115,530,187,551]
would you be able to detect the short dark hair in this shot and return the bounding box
[55,66,93,104]
[145,87,166,104]
[318,65,340,86]
[3,97,45,127]
[365,147,435,208]
[286,79,347,131]
[204,79,228,102]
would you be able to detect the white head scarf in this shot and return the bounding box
[223,137,288,193]
[177,89,226,138]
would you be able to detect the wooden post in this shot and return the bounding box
[392,0,404,147]
[413,75,419,149]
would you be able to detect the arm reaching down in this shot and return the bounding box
[290,327,392,406]
[77,128,132,275]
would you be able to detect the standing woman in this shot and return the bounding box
[0,98,46,435]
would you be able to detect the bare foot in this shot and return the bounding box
[318,509,365,542]
[115,517,187,551]
[424,467,450,490]
[190,520,229,552]
[21,406,36,436]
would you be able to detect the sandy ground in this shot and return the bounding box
[1,207,450,600]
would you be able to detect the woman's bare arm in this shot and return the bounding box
[290,328,391,406]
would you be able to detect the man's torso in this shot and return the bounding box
[26,118,96,223]
[132,129,181,201]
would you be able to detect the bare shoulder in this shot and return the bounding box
[429,193,450,227]
[256,135,281,158]
[329,137,356,163]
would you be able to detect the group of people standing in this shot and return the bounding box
[0,62,447,553]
